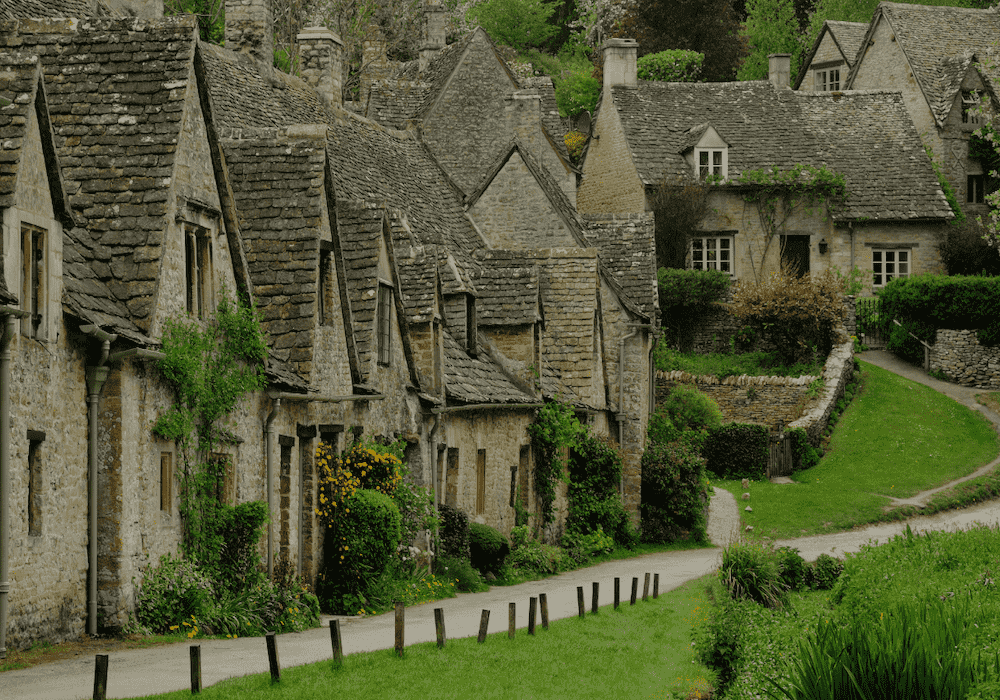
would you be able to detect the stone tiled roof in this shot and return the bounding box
[848,2,1000,125]
[583,214,657,317]
[2,0,97,19]
[521,76,571,165]
[220,127,326,379]
[442,329,536,405]
[473,260,539,326]
[397,252,437,325]
[0,54,40,211]
[2,16,201,330]
[336,200,386,382]
[611,81,952,221]
[826,21,868,66]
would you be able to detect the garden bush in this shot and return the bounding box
[566,433,637,548]
[436,554,488,593]
[719,540,785,608]
[509,526,570,574]
[787,427,820,471]
[703,423,769,480]
[561,525,616,565]
[692,578,753,695]
[469,522,509,575]
[807,553,843,590]
[636,48,704,82]
[437,503,471,560]
[212,500,268,594]
[776,546,809,592]
[135,553,216,634]
[640,440,708,543]
[650,385,722,445]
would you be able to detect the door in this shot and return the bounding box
[781,235,810,276]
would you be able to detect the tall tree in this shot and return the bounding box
[737,0,803,81]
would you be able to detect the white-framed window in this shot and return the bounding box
[689,235,734,275]
[872,249,910,287]
[816,68,840,91]
[185,224,215,319]
[21,224,46,339]
[695,148,727,180]
[376,282,393,365]
[962,91,980,125]
[969,174,986,204]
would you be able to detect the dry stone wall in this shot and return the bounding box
[930,329,1000,389]
[656,371,817,426]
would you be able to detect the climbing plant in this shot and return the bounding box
[527,399,586,526]
[734,164,847,281]
[153,291,269,568]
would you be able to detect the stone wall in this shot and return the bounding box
[930,329,1000,389]
[656,371,817,427]
[576,91,648,215]
[789,340,856,444]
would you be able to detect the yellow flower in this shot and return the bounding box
[169,625,179,631]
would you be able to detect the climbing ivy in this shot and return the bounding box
[527,399,585,526]
[924,144,965,225]
[153,291,269,567]
[735,164,848,281]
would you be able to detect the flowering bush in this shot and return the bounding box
[316,440,404,524]
[564,130,588,162]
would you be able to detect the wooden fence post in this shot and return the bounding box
[266,632,280,683]
[576,586,585,618]
[630,577,638,605]
[478,609,490,643]
[643,573,650,601]
[190,645,201,694]
[528,597,537,635]
[93,654,109,700]
[614,577,620,609]
[394,601,405,657]
[540,594,549,629]
[508,603,516,639]
[329,619,343,665]
[592,582,599,614]
[434,608,446,648]
[653,573,660,599]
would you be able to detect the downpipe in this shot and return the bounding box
[0,313,20,658]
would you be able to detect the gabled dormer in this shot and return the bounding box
[681,124,729,181]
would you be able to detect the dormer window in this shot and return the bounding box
[21,224,46,339]
[466,294,477,357]
[696,148,727,180]
[815,68,840,91]
[185,223,215,319]
[962,91,981,126]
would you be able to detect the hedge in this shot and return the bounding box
[640,440,709,543]
[703,423,769,480]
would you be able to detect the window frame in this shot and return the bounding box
[185,223,215,319]
[21,223,46,340]
[962,91,981,126]
[688,234,735,276]
[969,174,986,204]
[319,242,335,326]
[695,147,727,180]
[872,248,911,288]
[815,68,841,91]
[376,282,393,366]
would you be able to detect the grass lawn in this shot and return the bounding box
[713,360,999,538]
[132,577,717,700]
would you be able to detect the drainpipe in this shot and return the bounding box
[0,309,26,659]
[81,325,117,637]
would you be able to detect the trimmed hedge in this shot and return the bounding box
[787,427,821,471]
[703,423,769,480]
[437,503,470,560]
[469,522,509,575]
[640,440,709,543]
[879,275,1000,363]
[567,433,637,548]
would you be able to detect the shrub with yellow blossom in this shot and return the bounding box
[315,440,404,526]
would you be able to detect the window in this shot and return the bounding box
[211,452,235,506]
[21,224,45,339]
[466,295,477,357]
[160,452,173,513]
[815,68,840,91]
[377,283,392,365]
[319,243,335,326]
[476,449,486,515]
[689,236,733,275]
[872,249,910,287]
[27,432,44,536]
[969,174,986,204]
[962,91,980,125]
[696,148,726,180]
[185,224,214,318]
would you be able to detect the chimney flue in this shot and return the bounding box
[226,0,274,64]
[420,0,446,73]
[603,38,638,90]
[298,27,344,110]
[768,53,791,89]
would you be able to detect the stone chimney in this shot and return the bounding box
[603,38,638,90]
[361,24,390,99]
[419,0,447,74]
[769,53,791,89]
[226,0,274,65]
[505,90,542,143]
[298,27,344,110]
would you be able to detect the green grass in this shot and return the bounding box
[131,577,717,700]
[655,347,823,379]
[712,361,999,538]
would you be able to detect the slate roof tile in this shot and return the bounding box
[2,0,97,19]
[472,259,539,326]
[442,328,536,405]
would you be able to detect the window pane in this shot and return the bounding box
[713,151,722,167]
[700,151,709,166]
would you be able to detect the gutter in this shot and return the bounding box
[0,308,28,659]
[262,391,386,577]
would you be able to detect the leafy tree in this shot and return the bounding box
[466,0,559,52]
[636,49,704,82]
[165,0,225,44]
[648,176,712,270]
[554,68,601,116]
[737,0,803,82]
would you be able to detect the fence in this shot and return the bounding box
[855,296,886,349]
[88,572,665,698]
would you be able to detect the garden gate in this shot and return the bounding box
[766,430,793,478]
[855,296,886,349]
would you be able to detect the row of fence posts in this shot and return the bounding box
[91,573,661,698]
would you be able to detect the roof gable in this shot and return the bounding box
[794,20,868,89]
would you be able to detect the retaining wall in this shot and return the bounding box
[930,329,1000,389]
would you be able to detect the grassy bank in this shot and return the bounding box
[713,361,999,538]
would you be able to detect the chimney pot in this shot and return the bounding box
[768,53,791,89]
[603,38,638,90]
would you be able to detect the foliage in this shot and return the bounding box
[654,347,824,378]
[435,554,489,593]
[437,503,471,560]
[731,267,845,365]
[468,522,510,575]
[392,479,438,561]
[775,547,808,592]
[925,144,965,224]
[879,274,1000,363]
[135,554,216,635]
[554,70,601,118]
[658,384,723,435]
[649,177,713,272]
[938,219,1000,277]
[734,165,847,280]
[703,423,769,480]
[164,0,224,44]
[351,568,457,615]
[566,433,637,548]
[657,267,731,351]
[720,539,786,608]
[737,0,804,82]
[508,537,569,575]
[563,130,588,162]
[528,399,586,525]
[832,265,871,296]
[806,552,843,590]
[636,49,704,82]
[212,501,269,594]
[561,525,616,564]
[786,427,820,471]
[466,0,558,52]
[692,578,754,694]
[640,440,709,543]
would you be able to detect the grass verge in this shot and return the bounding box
[655,347,823,378]
[130,577,717,700]
[712,361,999,538]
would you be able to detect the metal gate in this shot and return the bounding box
[855,296,886,349]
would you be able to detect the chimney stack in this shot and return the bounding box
[226,0,274,64]
[768,53,791,89]
[298,27,344,110]
[603,38,638,90]
[420,0,446,73]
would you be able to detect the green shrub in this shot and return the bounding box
[436,554,489,593]
[437,503,470,560]
[468,522,509,575]
[554,69,600,117]
[566,492,637,549]
[640,440,708,543]
[636,49,704,82]
[135,553,216,634]
[693,579,752,695]
[805,553,843,591]
[657,267,731,308]
[776,546,809,592]
[561,525,616,565]
[703,423,769,480]
[787,427,821,471]
[719,540,785,608]
[212,500,268,593]
[567,433,637,548]
[466,0,557,53]
[657,384,723,435]
[508,533,569,575]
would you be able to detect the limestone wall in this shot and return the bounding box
[789,340,856,444]
[930,329,1000,389]
[656,371,817,427]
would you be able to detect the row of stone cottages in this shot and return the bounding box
[0,9,657,654]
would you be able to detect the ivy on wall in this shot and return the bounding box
[527,399,585,526]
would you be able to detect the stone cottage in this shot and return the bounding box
[578,41,954,295]
[839,2,1000,217]
[794,20,868,92]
